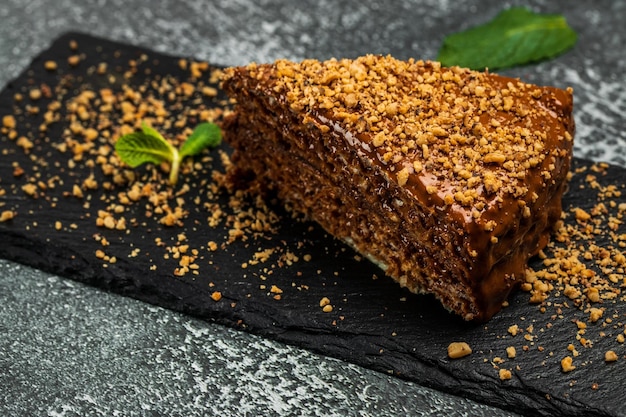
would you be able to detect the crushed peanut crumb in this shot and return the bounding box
[604,350,618,362]
[560,356,576,372]
[499,368,512,380]
[0,210,15,222]
[506,346,516,359]
[447,342,472,359]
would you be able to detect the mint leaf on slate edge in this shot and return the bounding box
[437,7,577,71]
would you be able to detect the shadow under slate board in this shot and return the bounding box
[0,33,625,417]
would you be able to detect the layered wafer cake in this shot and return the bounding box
[221,55,574,321]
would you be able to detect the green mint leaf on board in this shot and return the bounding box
[114,131,175,168]
[437,7,577,71]
[141,121,167,142]
[179,122,222,159]
[115,122,222,186]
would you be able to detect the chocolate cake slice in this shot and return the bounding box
[221,55,574,321]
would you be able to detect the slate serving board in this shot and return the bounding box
[1,33,624,417]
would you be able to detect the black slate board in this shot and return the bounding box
[1,33,625,417]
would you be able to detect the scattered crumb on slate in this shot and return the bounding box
[447,342,472,359]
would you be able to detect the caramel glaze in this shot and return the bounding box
[221,57,574,321]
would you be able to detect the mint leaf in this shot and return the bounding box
[141,121,167,142]
[437,7,577,70]
[115,122,222,185]
[179,122,222,158]
[115,131,175,168]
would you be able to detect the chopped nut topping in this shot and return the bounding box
[235,55,572,219]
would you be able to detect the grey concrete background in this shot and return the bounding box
[0,0,624,416]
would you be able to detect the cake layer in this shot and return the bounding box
[221,55,574,320]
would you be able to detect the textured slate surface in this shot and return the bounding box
[1,33,624,417]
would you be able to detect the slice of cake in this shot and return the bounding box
[221,55,574,321]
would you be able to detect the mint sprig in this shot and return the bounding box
[437,7,577,71]
[115,122,222,185]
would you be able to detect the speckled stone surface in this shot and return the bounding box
[0,0,624,416]
[0,261,514,417]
